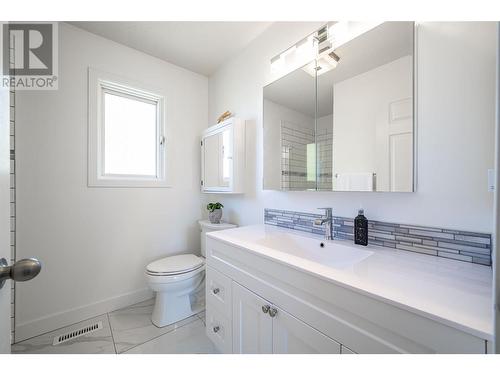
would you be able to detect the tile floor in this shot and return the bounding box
[11,298,215,354]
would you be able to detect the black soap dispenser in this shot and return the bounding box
[354,209,368,246]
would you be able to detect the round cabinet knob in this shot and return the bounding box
[268,307,278,318]
[262,305,271,314]
[213,326,220,333]
[212,288,220,295]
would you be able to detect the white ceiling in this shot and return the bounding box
[68,21,272,76]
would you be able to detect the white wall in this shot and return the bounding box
[15,23,208,341]
[333,55,412,189]
[207,22,496,233]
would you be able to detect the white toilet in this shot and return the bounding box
[146,220,237,327]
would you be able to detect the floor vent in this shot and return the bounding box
[52,321,103,346]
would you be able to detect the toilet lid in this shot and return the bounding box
[146,254,203,275]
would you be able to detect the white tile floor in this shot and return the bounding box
[11,299,216,354]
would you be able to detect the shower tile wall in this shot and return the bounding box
[316,127,333,190]
[9,42,16,343]
[281,123,315,190]
[280,122,333,191]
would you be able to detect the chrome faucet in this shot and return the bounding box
[314,207,334,240]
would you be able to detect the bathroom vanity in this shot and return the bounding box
[204,225,492,354]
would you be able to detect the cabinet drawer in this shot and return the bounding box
[206,303,233,354]
[206,265,232,317]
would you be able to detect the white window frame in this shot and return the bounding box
[88,68,169,187]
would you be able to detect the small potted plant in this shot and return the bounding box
[207,202,224,224]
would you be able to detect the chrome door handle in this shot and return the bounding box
[0,258,42,289]
[268,307,278,318]
[262,304,271,314]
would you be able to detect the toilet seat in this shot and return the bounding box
[146,264,205,285]
[146,254,204,276]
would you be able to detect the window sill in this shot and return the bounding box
[88,177,171,188]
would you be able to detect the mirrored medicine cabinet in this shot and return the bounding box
[263,22,415,192]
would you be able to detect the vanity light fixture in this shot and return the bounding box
[327,21,383,50]
[270,21,382,77]
[270,34,317,76]
[302,50,340,77]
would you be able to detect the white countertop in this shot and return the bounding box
[207,224,493,340]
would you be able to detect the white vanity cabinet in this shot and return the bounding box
[207,267,341,354]
[201,118,245,193]
[205,234,488,354]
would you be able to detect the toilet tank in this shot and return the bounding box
[199,220,237,257]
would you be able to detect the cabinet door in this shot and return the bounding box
[203,133,221,189]
[273,308,341,354]
[232,282,273,354]
[202,126,232,190]
[219,127,232,187]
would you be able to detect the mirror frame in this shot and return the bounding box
[262,22,418,193]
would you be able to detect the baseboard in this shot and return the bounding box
[14,288,153,343]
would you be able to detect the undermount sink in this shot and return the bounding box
[255,231,373,269]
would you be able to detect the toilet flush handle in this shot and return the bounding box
[212,287,220,295]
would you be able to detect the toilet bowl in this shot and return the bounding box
[146,254,205,327]
[146,220,237,327]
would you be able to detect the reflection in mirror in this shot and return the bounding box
[318,22,414,192]
[263,22,415,192]
[263,63,317,190]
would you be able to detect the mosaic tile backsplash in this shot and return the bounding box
[264,208,492,266]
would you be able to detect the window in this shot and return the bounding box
[306,143,316,182]
[88,68,168,187]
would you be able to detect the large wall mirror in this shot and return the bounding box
[263,22,415,192]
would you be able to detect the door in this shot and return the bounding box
[375,95,413,192]
[0,85,40,353]
[0,85,11,353]
[389,131,413,191]
[273,308,341,354]
[494,20,500,354]
[232,282,272,354]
